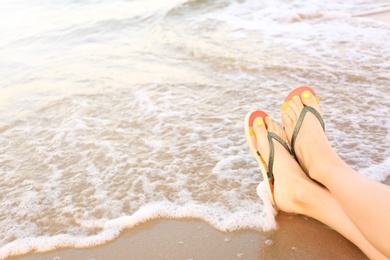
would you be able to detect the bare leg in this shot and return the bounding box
[282,91,390,258]
[252,116,386,259]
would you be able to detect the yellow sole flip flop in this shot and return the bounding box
[244,110,291,207]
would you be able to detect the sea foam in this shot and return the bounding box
[0,0,389,258]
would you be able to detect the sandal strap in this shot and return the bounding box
[267,132,292,183]
[291,106,325,158]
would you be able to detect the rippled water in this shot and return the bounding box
[1,0,390,258]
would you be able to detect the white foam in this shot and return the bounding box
[0,87,276,258]
[1,0,389,258]
[256,182,278,230]
[4,82,386,259]
[360,155,390,182]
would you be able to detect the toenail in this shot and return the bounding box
[302,91,311,99]
[287,107,291,111]
[293,95,299,100]
[257,117,264,126]
[289,100,293,105]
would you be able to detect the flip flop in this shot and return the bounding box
[244,110,291,207]
[281,86,325,159]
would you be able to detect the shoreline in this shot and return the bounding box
[7,174,389,260]
[10,213,368,260]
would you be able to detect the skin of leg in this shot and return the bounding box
[251,116,387,259]
[282,91,390,258]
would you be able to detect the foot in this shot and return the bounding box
[251,116,317,214]
[281,90,337,182]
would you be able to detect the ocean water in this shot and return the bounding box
[0,0,389,258]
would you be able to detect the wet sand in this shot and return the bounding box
[353,8,390,23]
[10,213,368,260]
[6,12,390,260]
[11,179,390,259]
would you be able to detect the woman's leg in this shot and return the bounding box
[252,116,387,259]
[282,91,390,258]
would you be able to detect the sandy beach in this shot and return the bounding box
[2,7,390,260]
[10,213,369,260]
[11,176,390,260]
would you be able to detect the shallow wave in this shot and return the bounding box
[0,85,277,258]
[0,0,389,258]
[1,81,389,258]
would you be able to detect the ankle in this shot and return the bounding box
[307,150,346,186]
[275,175,312,214]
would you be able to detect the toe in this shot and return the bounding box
[282,111,294,142]
[292,95,304,110]
[282,111,293,127]
[253,116,267,133]
[288,100,300,117]
[266,116,286,141]
[286,107,298,122]
[301,90,320,111]
[265,116,275,133]
[253,116,269,157]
